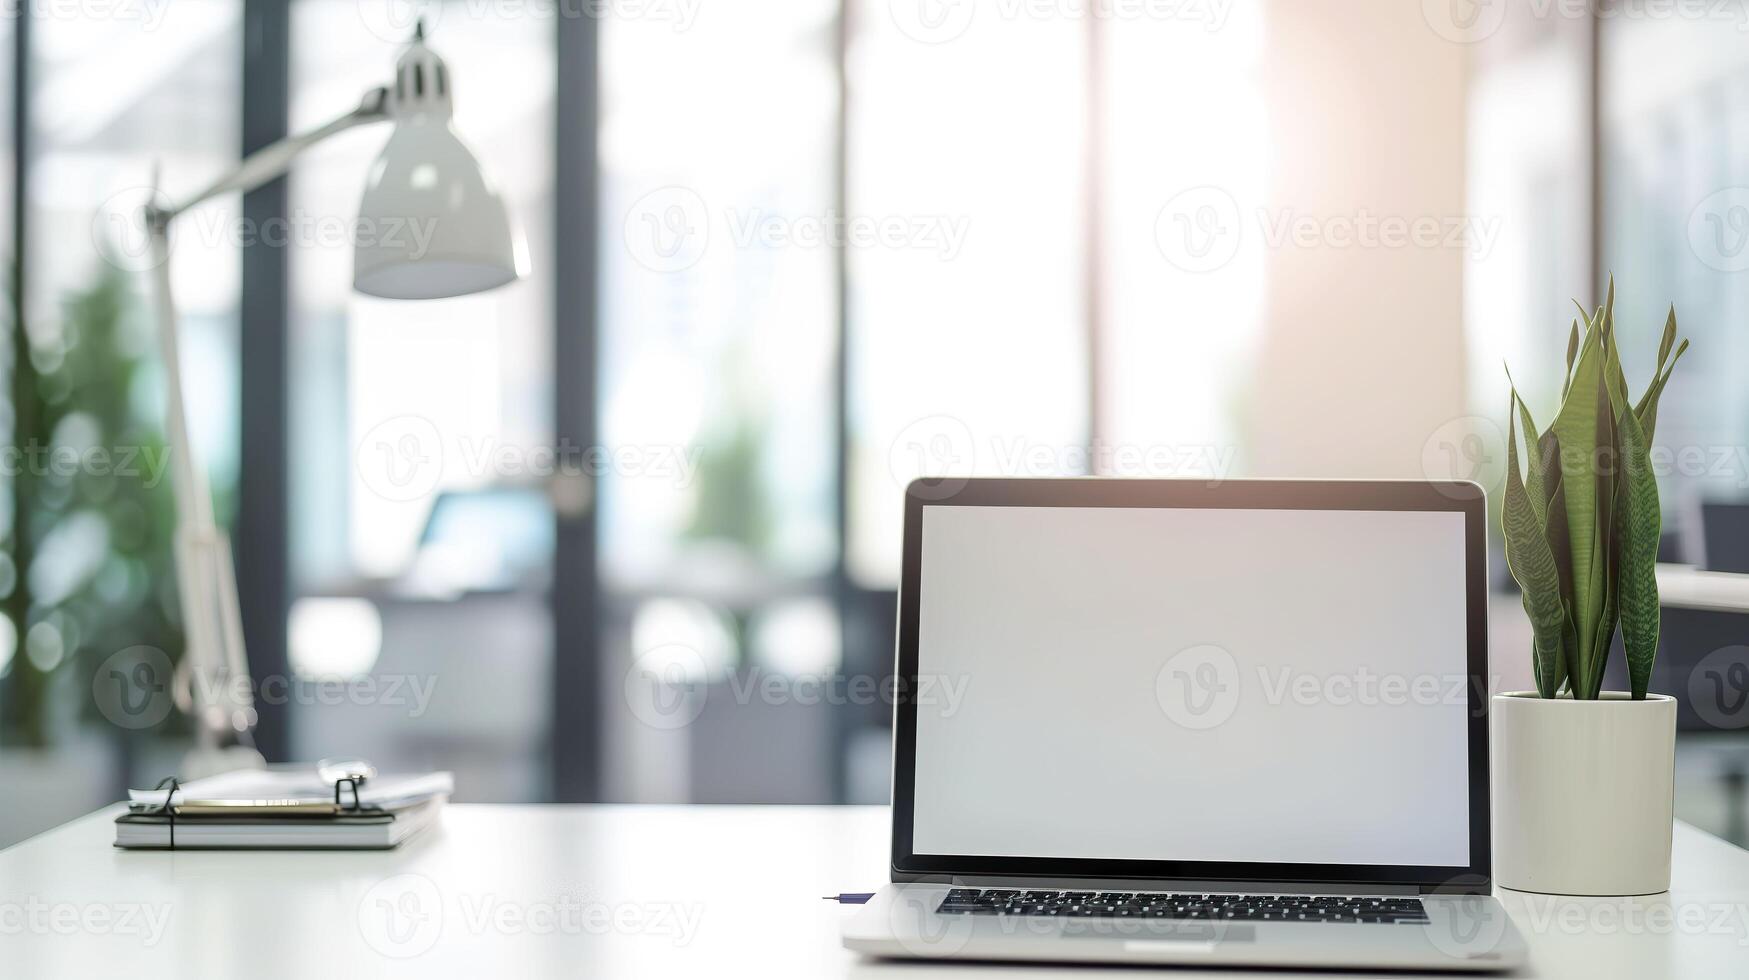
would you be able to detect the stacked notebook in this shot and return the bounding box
[115,768,452,849]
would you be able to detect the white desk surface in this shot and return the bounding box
[1657,563,1749,613]
[3,805,1747,979]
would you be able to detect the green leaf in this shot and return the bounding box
[1612,394,1661,700]
[1549,316,1606,696]
[1504,390,1570,698]
[1656,305,1676,371]
[1536,430,1562,518]
[1504,364,1547,525]
[1542,472,1578,670]
[1601,281,1630,409]
[1562,319,1579,400]
[1580,362,1619,700]
[1636,337,1688,444]
[1601,327,1662,700]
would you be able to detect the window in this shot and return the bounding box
[599,3,839,590]
[1,2,241,817]
[845,5,1088,587]
[285,0,556,800]
[1097,10,1267,482]
[598,2,841,802]
[1601,22,1749,517]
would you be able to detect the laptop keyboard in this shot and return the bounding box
[935,889,1429,924]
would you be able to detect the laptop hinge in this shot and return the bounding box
[898,872,1422,896]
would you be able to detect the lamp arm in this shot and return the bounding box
[141,85,386,770]
[153,88,390,221]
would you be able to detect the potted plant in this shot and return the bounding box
[1493,279,1688,896]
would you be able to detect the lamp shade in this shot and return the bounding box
[352,35,526,300]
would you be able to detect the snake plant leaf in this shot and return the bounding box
[1577,366,1620,699]
[1601,284,1630,407]
[1607,371,1662,700]
[1536,430,1562,519]
[1542,471,1578,667]
[1656,305,1676,371]
[1549,320,1606,695]
[1636,337,1689,443]
[1504,392,1569,698]
[1504,364,1548,525]
[1517,397,1548,526]
[1562,319,1579,400]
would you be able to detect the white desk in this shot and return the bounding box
[1657,563,1749,614]
[3,805,1747,978]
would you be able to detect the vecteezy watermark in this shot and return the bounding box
[1,441,172,489]
[1422,415,1508,496]
[92,186,440,275]
[356,0,701,42]
[357,873,705,959]
[886,414,1238,500]
[358,874,445,958]
[1691,645,1749,730]
[92,646,178,730]
[1688,187,1749,273]
[1426,410,1749,493]
[1419,0,1510,43]
[621,647,971,731]
[1645,444,1749,489]
[1423,882,1749,963]
[1154,186,1244,274]
[1255,666,1493,712]
[1423,0,1749,44]
[92,646,439,731]
[1496,437,1749,489]
[887,889,977,958]
[356,0,438,40]
[1511,895,1749,945]
[1154,186,1502,273]
[1421,876,1511,961]
[0,898,173,946]
[1156,644,1498,730]
[3,0,173,31]
[888,0,1233,45]
[352,414,702,503]
[1155,645,1242,730]
[621,186,970,273]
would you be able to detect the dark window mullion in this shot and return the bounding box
[552,9,601,803]
[236,0,292,761]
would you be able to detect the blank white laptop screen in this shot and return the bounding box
[911,504,1472,868]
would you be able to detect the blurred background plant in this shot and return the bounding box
[1,261,187,747]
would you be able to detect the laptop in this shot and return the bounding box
[842,478,1527,971]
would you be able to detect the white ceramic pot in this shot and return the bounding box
[1491,692,1676,895]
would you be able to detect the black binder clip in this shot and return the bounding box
[150,776,181,850]
[334,775,367,811]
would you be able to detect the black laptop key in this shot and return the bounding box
[939,892,1429,923]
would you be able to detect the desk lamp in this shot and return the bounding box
[142,24,525,776]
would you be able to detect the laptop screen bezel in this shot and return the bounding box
[889,477,1491,891]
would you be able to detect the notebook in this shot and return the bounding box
[115,768,452,850]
